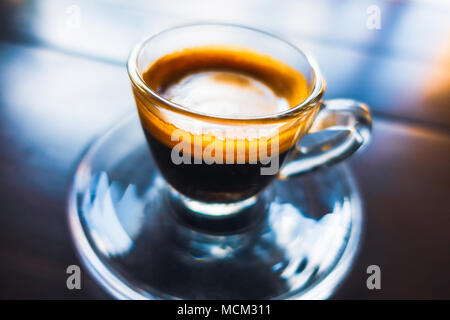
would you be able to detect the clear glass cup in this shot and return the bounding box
[127,24,372,219]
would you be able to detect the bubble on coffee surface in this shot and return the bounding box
[161,70,291,117]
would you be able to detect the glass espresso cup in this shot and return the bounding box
[127,24,371,218]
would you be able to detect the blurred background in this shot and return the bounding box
[0,0,449,299]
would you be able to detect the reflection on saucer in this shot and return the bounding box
[269,200,351,289]
[81,172,144,256]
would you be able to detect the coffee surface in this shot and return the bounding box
[142,46,308,115]
[161,70,291,117]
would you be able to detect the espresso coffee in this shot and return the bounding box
[136,46,314,203]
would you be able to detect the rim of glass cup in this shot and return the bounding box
[127,23,326,123]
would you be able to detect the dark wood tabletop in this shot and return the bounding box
[0,0,449,299]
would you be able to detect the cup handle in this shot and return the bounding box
[278,99,372,178]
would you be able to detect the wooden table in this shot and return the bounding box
[0,0,449,299]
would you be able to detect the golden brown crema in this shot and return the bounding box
[134,46,317,161]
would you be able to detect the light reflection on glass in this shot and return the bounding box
[268,198,351,290]
[82,171,144,256]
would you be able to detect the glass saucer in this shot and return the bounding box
[68,114,363,300]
